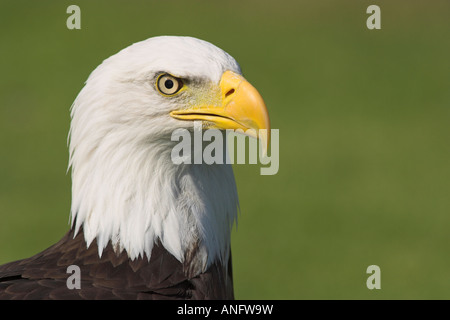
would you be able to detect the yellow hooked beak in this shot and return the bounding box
[170,70,270,153]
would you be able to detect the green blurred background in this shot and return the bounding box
[0,0,449,299]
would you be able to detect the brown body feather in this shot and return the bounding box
[0,228,233,300]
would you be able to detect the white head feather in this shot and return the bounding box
[68,36,241,273]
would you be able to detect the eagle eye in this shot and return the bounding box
[156,74,183,96]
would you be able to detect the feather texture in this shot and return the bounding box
[0,228,233,299]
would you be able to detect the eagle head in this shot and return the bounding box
[68,36,270,276]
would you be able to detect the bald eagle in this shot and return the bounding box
[0,36,269,300]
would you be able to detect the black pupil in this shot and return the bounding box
[165,79,174,89]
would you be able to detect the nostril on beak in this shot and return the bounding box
[224,88,235,98]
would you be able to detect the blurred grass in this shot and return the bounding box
[0,0,449,299]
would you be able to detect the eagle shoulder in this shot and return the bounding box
[0,229,233,300]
